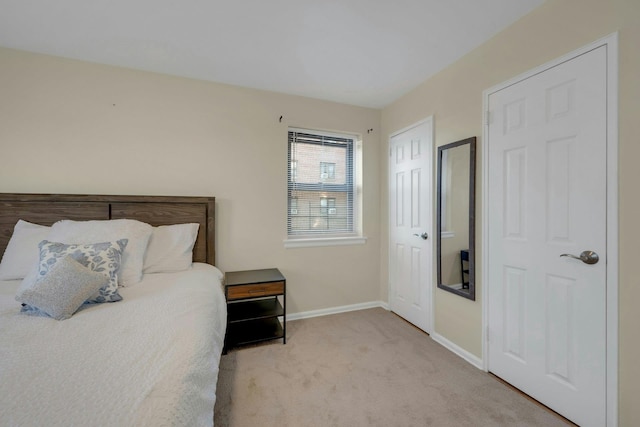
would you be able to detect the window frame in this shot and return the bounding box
[284,127,366,248]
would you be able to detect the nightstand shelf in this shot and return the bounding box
[228,299,284,323]
[227,317,284,347]
[223,268,286,352]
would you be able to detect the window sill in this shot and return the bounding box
[284,236,367,249]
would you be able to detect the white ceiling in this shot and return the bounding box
[0,0,544,108]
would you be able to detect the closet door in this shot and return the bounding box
[486,46,608,427]
[389,118,433,333]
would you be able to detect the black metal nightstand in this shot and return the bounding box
[223,268,286,352]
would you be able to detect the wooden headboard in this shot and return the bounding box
[0,193,216,265]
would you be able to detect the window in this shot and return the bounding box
[286,128,365,247]
[320,197,336,215]
[319,162,336,180]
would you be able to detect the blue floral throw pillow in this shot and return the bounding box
[36,239,128,303]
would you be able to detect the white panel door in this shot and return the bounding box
[389,118,433,332]
[487,47,607,426]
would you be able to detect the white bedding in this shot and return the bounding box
[0,263,227,427]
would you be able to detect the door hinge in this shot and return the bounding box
[485,110,491,126]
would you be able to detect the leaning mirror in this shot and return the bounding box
[437,137,476,300]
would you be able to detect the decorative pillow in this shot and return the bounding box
[0,220,51,280]
[16,255,109,320]
[143,223,199,273]
[48,219,152,286]
[35,239,127,303]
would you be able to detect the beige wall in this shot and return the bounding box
[0,47,382,315]
[380,0,640,423]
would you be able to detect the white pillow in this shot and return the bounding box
[143,223,199,274]
[48,219,152,286]
[0,220,51,280]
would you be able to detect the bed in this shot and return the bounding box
[0,193,226,426]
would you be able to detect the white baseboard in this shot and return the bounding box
[288,300,389,321]
[431,332,484,370]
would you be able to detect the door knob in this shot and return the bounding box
[413,232,428,240]
[560,250,599,265]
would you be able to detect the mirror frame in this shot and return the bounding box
[436,136,476,301]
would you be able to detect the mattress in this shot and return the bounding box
[0,263,227,427]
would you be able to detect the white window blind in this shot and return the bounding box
[287,129,357,237]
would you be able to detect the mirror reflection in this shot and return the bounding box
[437,137,476,300]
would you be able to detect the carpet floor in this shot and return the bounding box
[214,308,571,427]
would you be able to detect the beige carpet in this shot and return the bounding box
[214,308,571,427]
